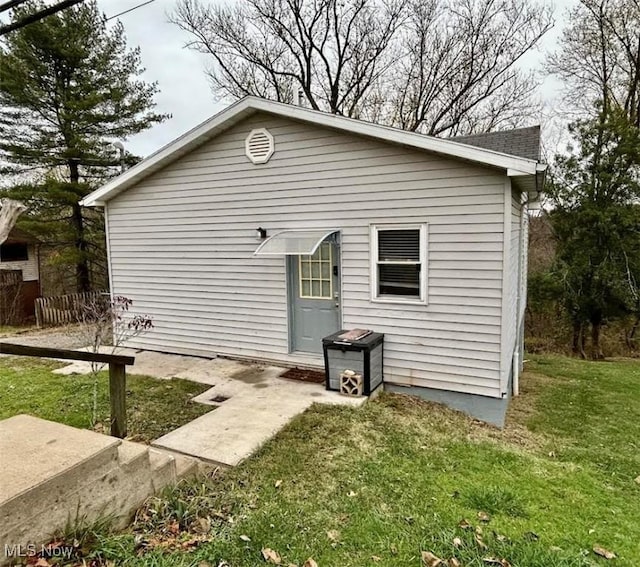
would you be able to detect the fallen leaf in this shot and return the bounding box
[483,559,512,567]
[198,562,212,567]
[303,559,318,567]
[327,530,340,542]
[371,556,381,562]
[240,534,251,542]
[448,559,461,567]
[347,490,357,497]
[192,517,211,534]
[275,479,283,488]
[452,537,463,548]
[474,533,488,551]
[458,519,473,530]
[262,548,282,564]
[593,545,616,560]
[634,475,640,485]
[167,521,180,534]
[477,511,491,523]
[34,560,51,567]
[421,551,443,566]
[494,533,507,542]
[390,544,398,555]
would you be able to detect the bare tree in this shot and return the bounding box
[172,0,553,135]
[172,0,407,117]
[390,0,553,135]
[548,0,640,126]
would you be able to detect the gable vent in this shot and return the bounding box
[245,128,275,164]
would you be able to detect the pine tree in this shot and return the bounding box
[0,0,168,292]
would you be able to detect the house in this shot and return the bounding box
[81,97,545,426]
[0,227,41,322]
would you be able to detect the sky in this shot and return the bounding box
[14,0,579,158]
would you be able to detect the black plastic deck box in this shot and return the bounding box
[322,330,384,395]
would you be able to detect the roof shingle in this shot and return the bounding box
[449,125,541,161]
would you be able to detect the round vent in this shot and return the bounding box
[245,128,275,164]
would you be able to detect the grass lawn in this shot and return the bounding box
[58,354,637,567]
[0,356,212,443]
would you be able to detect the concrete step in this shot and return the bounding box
[0,415,122,544]
[173,453,199,480]
[0,416,202,566]
[148,448,177,492]
[118,440,151,474]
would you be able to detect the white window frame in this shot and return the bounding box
[370,223,428,305]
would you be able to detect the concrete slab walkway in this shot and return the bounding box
[54,349,367,466]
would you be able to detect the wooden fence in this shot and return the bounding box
[35,290,107,328]
[0,342,135,438]
[0,269,23,325]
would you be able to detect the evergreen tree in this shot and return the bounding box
[547,107,640,358]
[0,0,168,292]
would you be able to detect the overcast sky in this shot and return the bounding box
[99,0,576,157]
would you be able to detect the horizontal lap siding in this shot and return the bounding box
[0,246,39,281]
[500,188,522,389]
[106,112,506,397]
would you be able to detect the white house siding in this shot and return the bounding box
[0,244,39,281]
[106,112,508,398]
[499,186,523,391]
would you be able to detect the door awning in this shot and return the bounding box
[254,229,338,255]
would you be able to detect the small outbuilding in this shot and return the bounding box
[0,227,41,322]
[82,97,545,426]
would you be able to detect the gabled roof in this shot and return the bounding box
[450,125,541,161]
[81,96,546,207]
[4,227,39,244]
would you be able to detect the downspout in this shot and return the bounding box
[512,349,520,396]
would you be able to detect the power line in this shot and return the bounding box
[106,0,156,21]
[0,0,86,36]
[0,0,30,15]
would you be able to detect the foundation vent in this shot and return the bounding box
[245,128,275,164]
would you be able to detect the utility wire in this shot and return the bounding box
[106,0,156,21]
[0,0,86,36]
[0,0,30,15]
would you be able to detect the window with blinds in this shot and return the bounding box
[371,224,427,303]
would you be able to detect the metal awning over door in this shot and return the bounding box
[254,229,338,256]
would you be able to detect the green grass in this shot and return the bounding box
[71,354,640,567]
[0,356,212,442]
[6,354,640,566]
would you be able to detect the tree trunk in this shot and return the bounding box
[69,160,91,292]
[590,320,605,360]
[572,320,587,359]
[625,315,640,350]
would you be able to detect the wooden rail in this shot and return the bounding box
[0,342,135,438]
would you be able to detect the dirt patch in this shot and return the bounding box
[279,367,326,384]
[0,323,89,350]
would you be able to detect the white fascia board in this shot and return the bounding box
[81,96,540,207]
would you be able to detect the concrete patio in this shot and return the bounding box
[54,349,367,466]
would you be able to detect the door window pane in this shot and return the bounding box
[299,243,333,299]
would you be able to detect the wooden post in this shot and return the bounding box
[109,363,127,438]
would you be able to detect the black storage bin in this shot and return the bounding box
[322,330,384,395]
